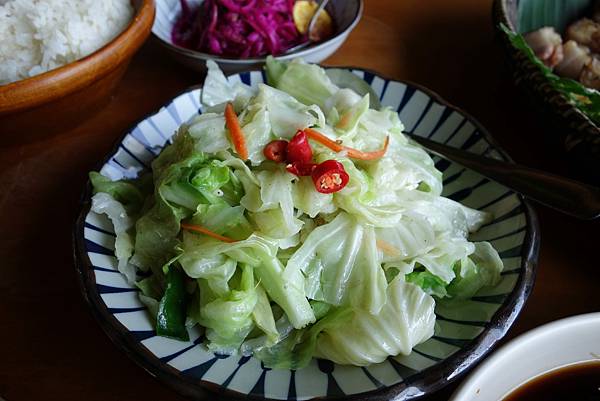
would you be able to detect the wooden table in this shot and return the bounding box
[1,1,599,400]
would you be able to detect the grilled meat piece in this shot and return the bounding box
[566,18,600,53]
[524,27,564,68]
[555,40,591,79]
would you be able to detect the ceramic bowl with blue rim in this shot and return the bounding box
[73,68,540,400]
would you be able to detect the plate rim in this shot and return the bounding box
[73,66,540,401]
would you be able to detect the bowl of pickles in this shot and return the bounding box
[152,0,363,72]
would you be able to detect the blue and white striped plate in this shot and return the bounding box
[74,68,539,401]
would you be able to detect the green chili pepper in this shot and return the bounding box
[156,267,189,341]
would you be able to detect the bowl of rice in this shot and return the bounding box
[0,0,155,142]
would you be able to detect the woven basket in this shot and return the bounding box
[493,0,600,183]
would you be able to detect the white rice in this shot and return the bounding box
[0,0,134,85]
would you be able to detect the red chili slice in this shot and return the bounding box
[287,130,313,165]
[264,140,288,163]
[311,160,350,193]
[286,162,317,176]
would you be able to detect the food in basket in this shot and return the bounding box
[502,6,600,126]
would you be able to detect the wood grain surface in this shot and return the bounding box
[1,1,598,400]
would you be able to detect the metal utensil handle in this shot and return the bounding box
[308,0,330,34]
[409,135,600,220]
[283,0,331,54]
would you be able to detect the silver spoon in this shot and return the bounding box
[285,0,331,54]
[405,133,600,220]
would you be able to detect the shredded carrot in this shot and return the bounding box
[181,223,236,243]
[224,102,249,160]
[346,136,389,160]
[335,111,352,130]
[376,239,401,256]
[304,128,389,161]
[304,127,344,152]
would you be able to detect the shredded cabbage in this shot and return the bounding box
[89,59,504,369]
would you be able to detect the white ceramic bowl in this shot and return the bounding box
[152,0,363,73]
[450,313,600,401]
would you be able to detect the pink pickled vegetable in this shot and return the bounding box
[172,0,305,58]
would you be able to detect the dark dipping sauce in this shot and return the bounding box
[504,361,600,401]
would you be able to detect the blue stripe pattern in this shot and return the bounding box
[82,70,532,400]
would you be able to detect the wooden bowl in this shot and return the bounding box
[0,0,156,144]
[493,0,600,184]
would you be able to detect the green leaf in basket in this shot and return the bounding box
[500,23,600,125]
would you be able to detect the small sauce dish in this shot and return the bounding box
[450,313,600,400]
